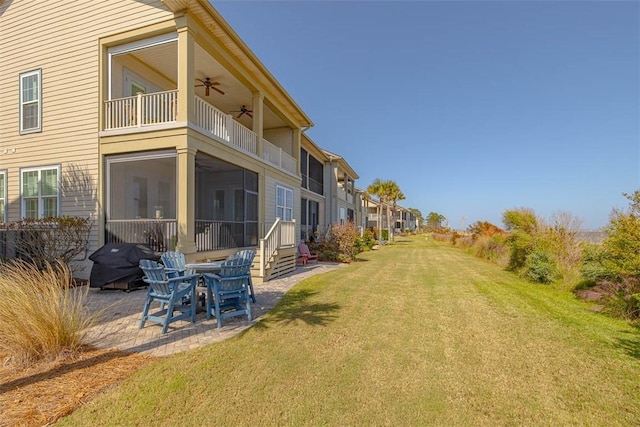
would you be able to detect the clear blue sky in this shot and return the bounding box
[214,0,640,230]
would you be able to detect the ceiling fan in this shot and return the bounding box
[195,77,224,96]
[232,105,253,118]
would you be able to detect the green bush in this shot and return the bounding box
[599,278,640,321]
[580,243,619,284]
[361,229,376,250]
[602,190,640,278]
[506,229,534,272]
[0,260,99,367]
[524,249,559,283]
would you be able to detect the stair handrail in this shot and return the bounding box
[259,217,282,277]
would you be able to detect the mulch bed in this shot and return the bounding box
[0,346,158,426]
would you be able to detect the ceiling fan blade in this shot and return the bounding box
[246,112,253,118]
[212,86,225,95]
[205,86,210,96]
[237,112,244,118]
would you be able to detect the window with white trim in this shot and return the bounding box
[21,166,60,218]
[276,185,293,221]
[20,69,42,134]
[0,171,6,223]
[339,207,346,224]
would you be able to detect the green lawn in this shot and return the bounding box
[60,237,640,425]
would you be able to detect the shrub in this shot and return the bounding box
[524,249,559,283]
[453,235,474,248]
[430,233,451,242]
[580,243,619,284]
[8,216,93,274]
[361,229,376,250]
[472,234,509,266]
[316,222,363,263]
[0,260,99,367]
[595,278,640,322]
[601,190,640,278]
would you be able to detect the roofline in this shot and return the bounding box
[322,149,359,179]
[301,134,330,162]
[196,0,314,128]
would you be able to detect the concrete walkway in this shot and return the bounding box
[84,263,344,357]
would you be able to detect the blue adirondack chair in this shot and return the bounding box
[161,251,189,278]
[139,259,199,334]
[227,249,257,303]
[202,257,252,328]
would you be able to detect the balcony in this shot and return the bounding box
[104,93,296,175]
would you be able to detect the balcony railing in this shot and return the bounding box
[105,219,178,253]
[104,90,177,130]
[194,96,258,155]
[105,93,297,175]
[195,219,245,252]
[262,138,296,175]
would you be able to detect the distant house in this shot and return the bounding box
[322,149,359,231]
[299,137,362,241]
[0,0,315,281]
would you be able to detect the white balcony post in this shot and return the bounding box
[227,114,234,144]
[252,92,264,156]
[176,15,195,124]
[136,93,142,127]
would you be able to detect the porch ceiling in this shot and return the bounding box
[129,42,286,130]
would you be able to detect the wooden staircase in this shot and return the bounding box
[251,246,296,284]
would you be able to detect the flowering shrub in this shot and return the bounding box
[316,222,363,263]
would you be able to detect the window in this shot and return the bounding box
[300,148,308,189]
[21,165,60,218]
[301,197,308,226]
[276,185,293,221]
[308,156,324,195]
[339,207,346,224]
[0,171,6,223]
[20,69,42,134]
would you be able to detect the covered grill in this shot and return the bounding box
[89,243,160,290]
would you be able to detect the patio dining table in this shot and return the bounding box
[185,261,224,273]
[184,261,224,311]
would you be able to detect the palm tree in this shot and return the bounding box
[387,182,405,241]
[367,179,386,241]
[367,179,406,242]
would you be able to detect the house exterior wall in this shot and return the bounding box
[0,0,172,263]
[1,1,311,276]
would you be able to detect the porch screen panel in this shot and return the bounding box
[108,155,176,220]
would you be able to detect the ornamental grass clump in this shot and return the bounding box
[0,260,98,367]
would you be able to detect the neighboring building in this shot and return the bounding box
[322,149,359,230]
[299,134,328,241]
[365,198,417,238]
[396,206,418,232]
[0,0,314,281]
[300,137,363,241]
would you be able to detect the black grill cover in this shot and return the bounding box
[89,243,160,288]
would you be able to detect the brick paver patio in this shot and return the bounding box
[84,263,344,357]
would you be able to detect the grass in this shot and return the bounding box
[59,237,640,425]
[0,261,98,367]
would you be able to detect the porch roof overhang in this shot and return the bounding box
[301,134,330,162]
[161,0,314,130]
[322,149,360,180]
